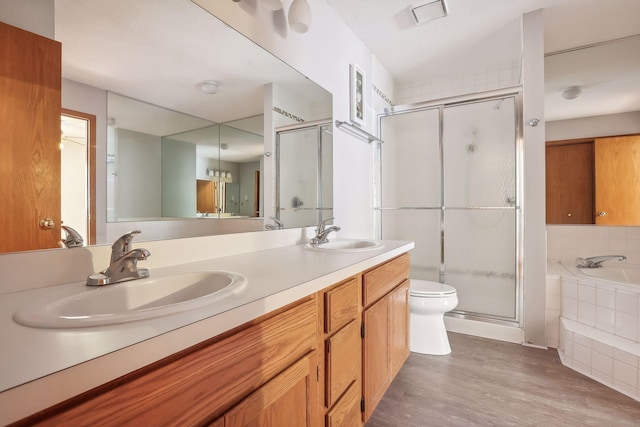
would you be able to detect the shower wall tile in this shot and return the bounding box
[396,60,521,106]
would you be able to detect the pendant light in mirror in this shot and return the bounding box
[263,0,284,11]
[288,0,311,33]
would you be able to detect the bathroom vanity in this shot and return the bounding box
[1,237,412,426]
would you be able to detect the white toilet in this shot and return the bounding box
[409,279,458,355]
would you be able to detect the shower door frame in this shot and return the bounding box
[375,87,524,327]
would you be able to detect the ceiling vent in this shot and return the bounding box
[411,0,448,25]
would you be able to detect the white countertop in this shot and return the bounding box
[0,239,413,425]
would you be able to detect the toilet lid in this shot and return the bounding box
[410,280,456,296]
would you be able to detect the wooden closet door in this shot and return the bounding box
[0,22,61,252]
[595,135,640,225]
[545,142,594,224]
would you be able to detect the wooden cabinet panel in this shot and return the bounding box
[325,320,360,408]
[208,417,225,427]
[324,277,359,334]
[0,22,62,253]
[225,352,318,427]
[389,280,410,377]
[362,296,390,422]
[363,253,410,307]
[545,142,594,224]
[25,298,318,426]
[326,382,361,427]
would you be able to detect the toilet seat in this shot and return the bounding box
[410,280,456,297]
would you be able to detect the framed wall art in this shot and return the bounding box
[349,63,366,127]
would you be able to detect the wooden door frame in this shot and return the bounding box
[61,108,97,245]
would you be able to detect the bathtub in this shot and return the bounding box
[554,261,640,402]
[563,262,640,288]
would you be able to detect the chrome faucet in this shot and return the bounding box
[61,225,84,248]
[265,217,284,230]
[310,217,341,246]
[575,255,626,268]
[87,230,150,286]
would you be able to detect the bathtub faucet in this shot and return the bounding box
[575,255,626,268]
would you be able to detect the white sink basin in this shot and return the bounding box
[14,271,247,328]
[304,239,384,252]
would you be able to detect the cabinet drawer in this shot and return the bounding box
[324,277,359,334]
[325,320,360,408]
[326,381,362,427]
[363,253,410,307]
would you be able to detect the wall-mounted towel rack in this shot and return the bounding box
[335,120,383,144]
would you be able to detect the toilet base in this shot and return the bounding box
[410,312,452,355]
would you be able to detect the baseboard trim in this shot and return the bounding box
[445,316,524,344]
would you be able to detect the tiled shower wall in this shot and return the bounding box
[396,60,521,106]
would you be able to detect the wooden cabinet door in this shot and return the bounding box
[0,22,61,253]
[225,352,318,427]
[362,296,390,422]
[545,142,594,224]
[326,382,361,427]
[389,280,410,378]
[325,320,360,408]
[595,135,640,225]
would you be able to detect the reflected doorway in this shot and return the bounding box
[61,109,96,245]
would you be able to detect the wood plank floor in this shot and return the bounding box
[367,332,640,426]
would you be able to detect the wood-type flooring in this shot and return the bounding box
[367,332,640,426]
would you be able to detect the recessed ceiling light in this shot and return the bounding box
[200,80,219,94]
[562,86,582,100]
[411,0,448,25]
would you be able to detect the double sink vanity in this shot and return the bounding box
[0,229,413,426]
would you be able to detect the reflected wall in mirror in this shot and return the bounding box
[2,0,332,254]
[545,35,640,225]
[107,93,266,222]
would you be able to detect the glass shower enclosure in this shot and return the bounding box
[276,120,333,228]
[376,89,523,325]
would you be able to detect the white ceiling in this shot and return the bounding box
[326,0,640,121]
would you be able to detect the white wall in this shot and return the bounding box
[0,0,53,38]
[195,0,392,238]
[521,9,547,348]
[546,111,640,141]
[396,19,522,106]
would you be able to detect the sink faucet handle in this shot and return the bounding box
[111,230,142,263]
[317,217,335,233]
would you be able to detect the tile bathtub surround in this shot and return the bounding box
[555,263,640,401]
[547,225,640,265]
[560,318,640,401]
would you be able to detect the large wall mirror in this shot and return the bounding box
[4,0,332,254]
[544,35,640,225]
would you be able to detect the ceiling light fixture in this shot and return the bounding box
[263,0,284,11]
[411,0,448,25]
[200,80,219,94]
[288,0,312,33]
[562,86,582,100]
